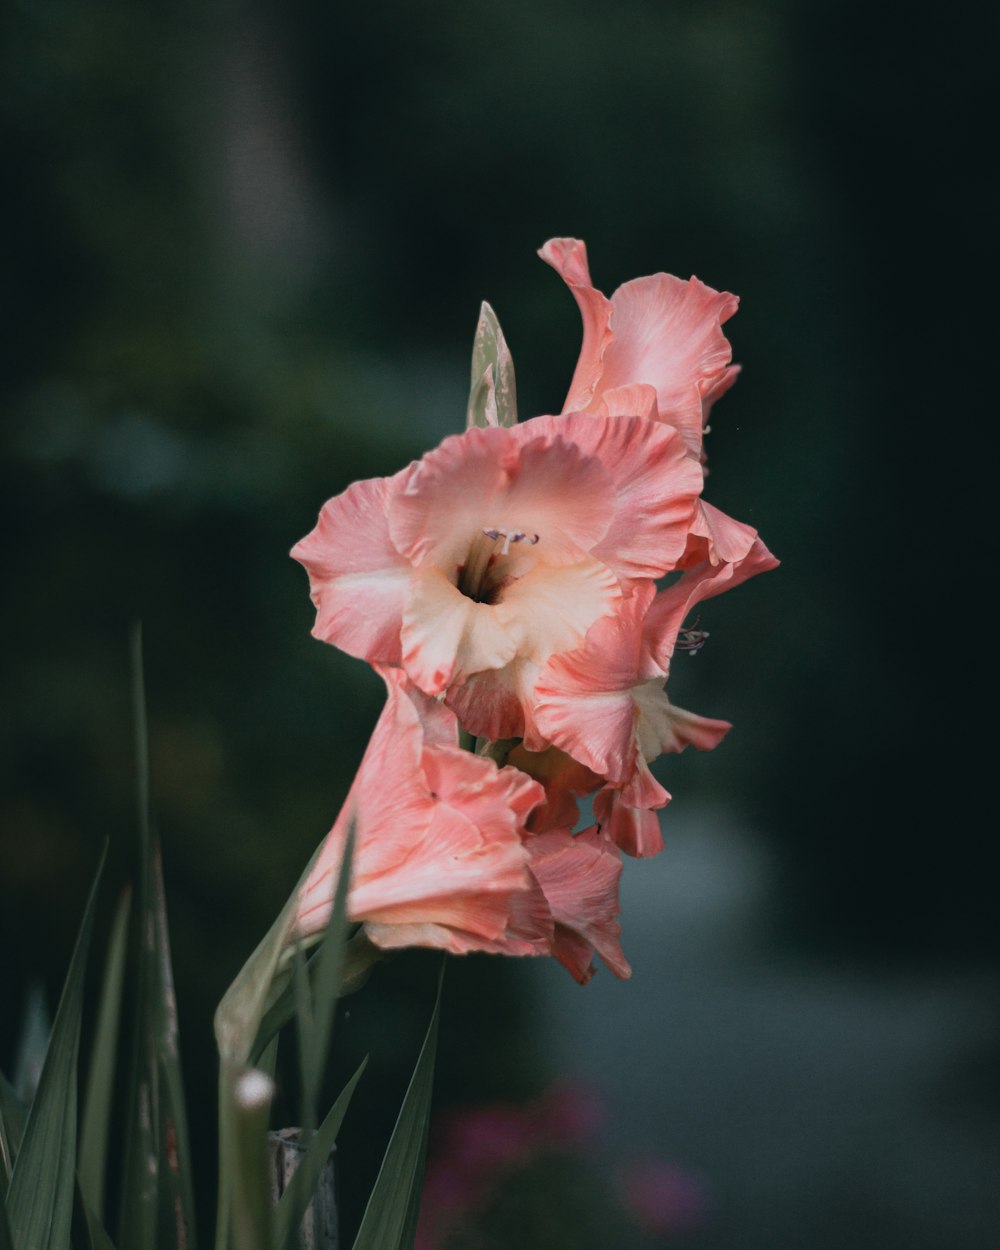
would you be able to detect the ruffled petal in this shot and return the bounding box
[644,533,779,671]
[601,273,739,457]
[295,669,538,946]
[593,789,665,858]
[291,474,411,664]
[538,238,614,412]
[402,567,521,693]
[389,423,615,573]
[533,586,653,782]
[513,414,702,578]
[496,556,621,666]
[527,827,630,982]
[445,658,539,742]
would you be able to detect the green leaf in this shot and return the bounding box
[352,961,445,1250]
[0,1195,13,1250]
[273,1057,367,1250]
[0,1072,27,1191]
[467,302,518,429]
[81,1202,119,1250]
[119,627,197,1250]
[6,846,106,1250]
[12,983,51,1105]
[299,823,355,1133]
[79,887,131,1222]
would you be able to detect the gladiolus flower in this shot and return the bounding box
[292,412,702,743]
[295,667,549,957]
[540,236,739,461]
[295,667,631,980]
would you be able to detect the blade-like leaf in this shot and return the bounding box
[119,627,197,1250]
[7,846,106,1250]
[12,983,51,1106]
[352,962,444,1250]
[79,887,131,1221]
[0,1195,13,1250]
[74,1180,119,1250]
[466,302,518,429]
[300,823,355,1133]
[273,1057,367,1250]
[0,1072,27,1190]
[82,1202,119,1250]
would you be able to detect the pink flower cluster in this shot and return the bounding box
[292,239,776,982]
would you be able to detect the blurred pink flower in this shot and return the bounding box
[416,1082,608,1250]
[617,1157,710,1235]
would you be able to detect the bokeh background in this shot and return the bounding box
[1,2,992,1246]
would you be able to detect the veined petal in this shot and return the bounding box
[538,238,614,413]
[389,423,616,572]
[602,273,739,457]
[533,587,653,782]
[527,827,630,982]
[291,474,411,664]
[593,382,659,421]
[296,669,540,947]
[593,789,665,859]
[445,659,539,742]
[513,414,702,578]
[507,745,602,835]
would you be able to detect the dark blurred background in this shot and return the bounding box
[1,1,992,1246]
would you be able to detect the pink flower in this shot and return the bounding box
[540,236,739,462]
[528,534,778,857]
[295,667,549,957]
[292,413,701,743]
[295,668,630,980]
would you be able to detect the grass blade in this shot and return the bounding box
[300,824,354,1134]
[0,1194,13,1250]
[119,627,197,1250]
[273,1057,367,1250]
[79,887,131,1221]
[6,846,106,1250]
[352,961,444,1250]
[0,1073,27,1191]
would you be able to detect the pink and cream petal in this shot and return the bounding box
[402,567,521,693]
[516,414,702,578]
[495,557,621,666]
[291,475,411,664]
[388,424,615,572]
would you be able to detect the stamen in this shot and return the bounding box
[482,527,540,556]
[677,614,709,656]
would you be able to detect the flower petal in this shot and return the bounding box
[513,414,702,578]
[527,827,631,982]
[538,238,614,412]
[291,474,411,664]
[389,423,616,573]
[601,272,739,457]
[402,566,521,693]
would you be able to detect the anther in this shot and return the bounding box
[482,527,540,556]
